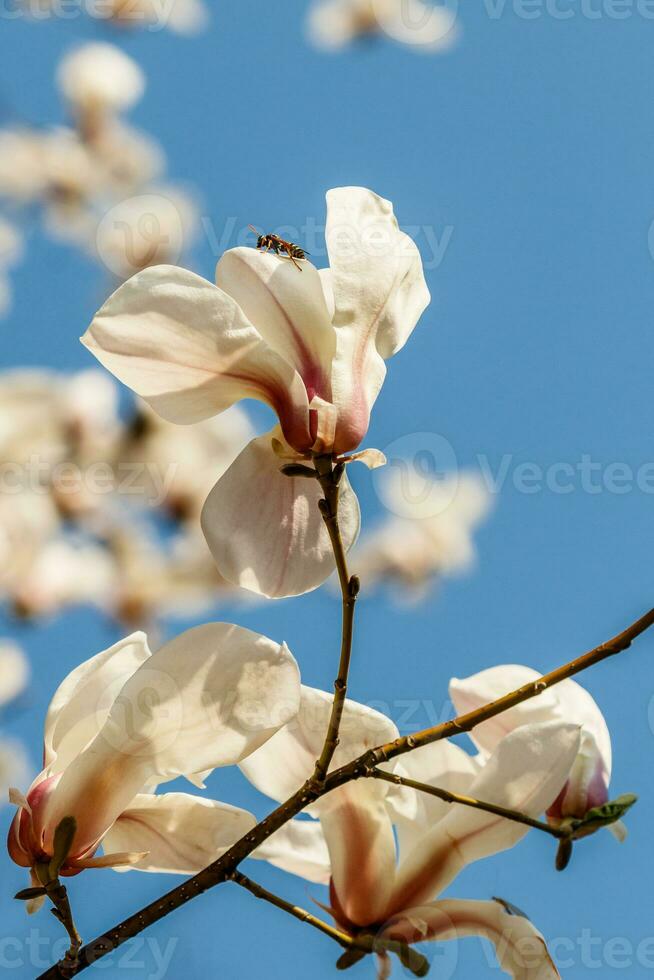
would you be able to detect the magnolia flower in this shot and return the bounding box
[82,186,430,598]
[0,641,30,707]
[307,0,458,52]
[355,472,491,597]
[94,187,199,281]
[242,687,580,978]
[106,0,209,34]
[90,122,165,193]
[0,128,48,204]
[450,666,615,833]
[0,491,61,600]
[9,538,116,619]
[117,402,253,521]
[8,624,301,897]
[0,642,30,808]
[57,44,145,130]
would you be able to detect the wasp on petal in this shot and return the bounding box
[249,225,308,271]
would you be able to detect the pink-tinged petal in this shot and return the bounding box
[44,632,152,772]
[387,722,581,913]
[547,730,609,822]
[216,248,335,402]
[450,665,612,789]
[381,900,559,979]
[37,623,300,862]
[201,429,360,598]
[101,792,256,874]
[81,265,312,451]
[240,684,399,805]
[321,782,397,928]
[449,665,562,757]
[253,818,331,884]
[325,187,430,453]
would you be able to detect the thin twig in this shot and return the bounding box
[36,606,654,978]
[369,768,568,839]
[312,456,359,784]
[231,871,354,949]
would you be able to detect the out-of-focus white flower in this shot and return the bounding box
[8,626,300,888]
[244,687,576,977]
[118,401,253,520]
[355,472,491,597]
[0,490,61,596]
[94,188,199,280]
[0,129,48,204]
[307,0,459,52]
[57,44,146,118]
[108,0,209,34]
[0,641,29,707]
[91,122,165,193]
[0,739,29,806]
[104,527,241,626]
[82,186,430,598]
[10,538,116,619]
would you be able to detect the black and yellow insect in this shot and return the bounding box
[249,225,308,271]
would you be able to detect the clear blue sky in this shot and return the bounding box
[2,3,654,978]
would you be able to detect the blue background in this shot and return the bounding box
[1,2,654,977]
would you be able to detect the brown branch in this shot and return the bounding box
[230,871,355,949]
[36,606,654,978]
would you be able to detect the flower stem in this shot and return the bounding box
[35,605,654,978]
[369,768,567,839]
[312,456,359,784]
[230,871,355,949]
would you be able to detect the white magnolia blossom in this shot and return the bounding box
[94,187,199,280]
[450,665,615,831]
[8,625,301,896]
[355,472,491,596]
[243,686,580,978]
[0,368,250,623]
[307,0,459,52]
[107,0,209,33]
[0,129,48,204]
[21,0,209,33]
[0,641,30,707]
[82,186,430,598]
[119,402,254,521]
[57,44,146,118]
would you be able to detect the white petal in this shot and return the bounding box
[102,792,256,874]
[449,665,565,757]
[57,43,145,112]
[387,740,479,858]
[41,623,300,857]
[216,248,336,399]
[387,722,581,912]
[201,429,360,598]
[253,818,331,884]
[81,265,312,450]
[450,665,612,778]
[381,900,559,979]
[240,684,399,804]
[325,187,430,452]
[43,632,152,773]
